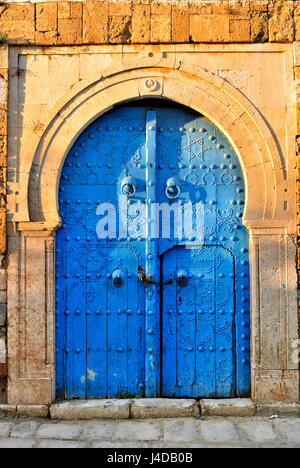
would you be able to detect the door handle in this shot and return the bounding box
[121,176,137,197]
[112,269,125,287]
[177,270,188,287]
[165,177,181,199]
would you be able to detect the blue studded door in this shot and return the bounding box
[56,103,251,399]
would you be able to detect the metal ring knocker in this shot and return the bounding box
[177,270,188,288]
[165,177,181,199]
[121,176,137,197]
[112,269,125,288]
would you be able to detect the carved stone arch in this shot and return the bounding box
[8,62,298,405]
[19,66,286,230]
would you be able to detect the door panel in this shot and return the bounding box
[56,103,251,399]
[56,108,148,399]
[161,246,235,398]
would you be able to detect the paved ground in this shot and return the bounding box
[0,416,299,448]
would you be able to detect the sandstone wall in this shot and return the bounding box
[0,45,7,402]
[0,1,298,46]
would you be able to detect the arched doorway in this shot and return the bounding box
[55,102,251,399]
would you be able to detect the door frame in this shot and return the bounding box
[7,63,298,405]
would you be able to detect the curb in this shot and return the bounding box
[1,399,299,420]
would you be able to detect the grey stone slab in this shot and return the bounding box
[38,439,90,448]
[199,420,240,443]
[92,441,153,448]
[131,399,199,419]
[0,438,36,448]
[81,421,116,440]
[164,419,200,442]
[113,421,162,441]
[50,399,131,420]
[238,421,277,443]
[200,399,255,417]
[273,419,300,444]
[36,422,82,440]
[11,420,41,439]
[0,421,13,437]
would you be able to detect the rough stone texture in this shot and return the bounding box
[151,2,171,43]
[171,2,189,43]
[200,420,240,443]
[10,420,40,439]
[164,419,199,442]
[238,420,277,443]
[109,15,132,44]
[190,13,230,43]
[83,1,109,44]
[273,419,300,445]
[113,421,162,441]
[50,399,131,420]
[250,1,269,42]
[0,46,7,263]
[269,1,294,43]
[37,422,82,440]
[0,416,298,447]
[256,402,300,416]
[131,398,199,419]
[0,4,35,44]
[0,438,36,448]
[36,3,57,33]
[131,2,150,44]
[0,405,16,415]
[17,405,49,418]
[0,421,12,437]
[200,399,256,417]
[38,439,89,448]
[0,304,6,327]
[0,1,299,45]
[81,421,115,440]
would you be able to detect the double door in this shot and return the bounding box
[56,105,251,399]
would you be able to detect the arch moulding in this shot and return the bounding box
[7,64,299,405]
[18,65,289,230]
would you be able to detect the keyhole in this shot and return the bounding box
[178,297,182,304]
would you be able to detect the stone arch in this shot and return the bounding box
[19,66,286,230]
[8,60,299,405]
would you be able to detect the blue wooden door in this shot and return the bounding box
[161,246,235,397]
[56,104,251,399]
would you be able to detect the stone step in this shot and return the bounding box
[2,399,299,420]
[200,398,255,417]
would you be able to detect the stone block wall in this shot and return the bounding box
[0,44,7,403]
[0,1,298,46]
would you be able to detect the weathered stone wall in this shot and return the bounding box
[0,1,299,46]
[0,45,7,403]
